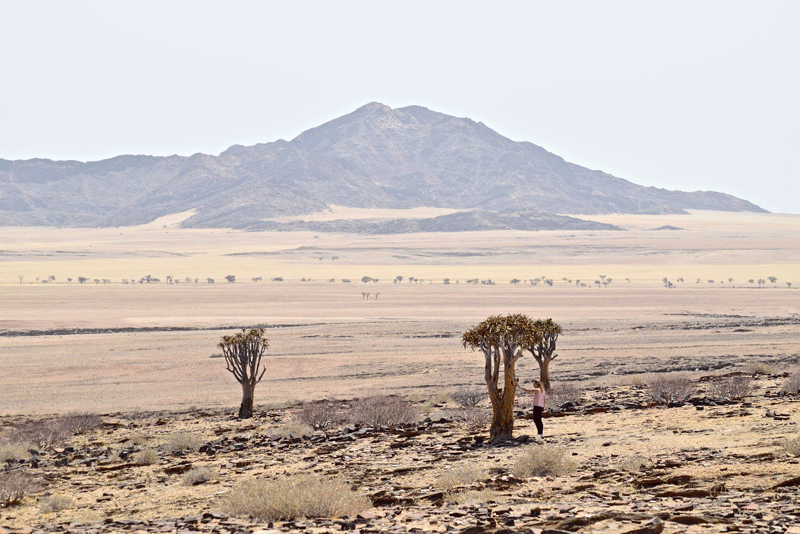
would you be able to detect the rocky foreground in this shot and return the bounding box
[1,373,799,534]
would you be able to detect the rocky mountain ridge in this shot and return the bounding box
[0,103,766,232]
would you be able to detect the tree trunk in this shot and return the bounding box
[539,358,551,391]
[488,366,517,442]
[239,382,255,419]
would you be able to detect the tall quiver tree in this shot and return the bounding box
[219,328,270,419]
[526,318,562,392]
[462,314,542,443]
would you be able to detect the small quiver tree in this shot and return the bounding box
[525,318,562,392]
[219,328,270,419]
[462,314,542,443]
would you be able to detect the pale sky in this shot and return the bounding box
[2,1,798,214]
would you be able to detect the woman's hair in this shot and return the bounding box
[533,380,541,388]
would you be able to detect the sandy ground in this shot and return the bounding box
[0,211,799,415]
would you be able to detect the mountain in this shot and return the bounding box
[0,103,766,232]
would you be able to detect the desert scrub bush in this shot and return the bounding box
[39,494,75,513]
[269,422,314,440]
[618,456,651,472]
[779,433,800,456]
[221,475,370,521]
[434,466,488,490]
[707,375,752,401]
[297,400,345,430]
[350,395,418,428]
[646,374,695,405]
[161,431,205,453]
[451,389,484,408]
[132,447,159,465]
[0,471,41,507]
[56,412,102,435]
[546,382,584,408]
[511,445,576,479]
[183,466,217,486]
[780,370,800,395]
[7,412,101,450]
[744,361,774,375]
[457,407,491,430]
[0,441,32,462]
[445,489,499,505]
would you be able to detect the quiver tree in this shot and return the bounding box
[219,328,270,419]
[462,314,542,442]
[525,318,562,392]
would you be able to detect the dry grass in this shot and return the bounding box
[646,374,695,405]
[160,432,205,453]
[38,494,75,513]
[511,445,576,479]
[618,455,651,472]
[220,475,370,521]
[350,395,419,428]
[269,422,314,440]
[132,447,159,466]
[457,407,491,430]
[445,489,500,504]
[182,467,217,486]
[780,433,800,457]
[0,441,33,462]
[434,466,488,490]
[6,413,102,451]
[744,362,774,375]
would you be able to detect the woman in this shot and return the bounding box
[518,378,546,440]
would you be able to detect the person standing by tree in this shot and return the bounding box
[518,378,546,441]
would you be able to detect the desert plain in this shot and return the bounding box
[1,209,799,533]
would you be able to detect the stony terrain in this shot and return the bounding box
[2,372,799,534]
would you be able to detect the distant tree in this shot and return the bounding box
[166,275,173,284]
[728,278,734,283]
[225,275,236,283]
[676,277,684,283]
[749,279,755,284]
[207,278,215,284]
[18,275,23,284]
[788,282,793,288]
[575,279,580,286]
[758,278,766,288]
[272,277,284,282]
[443,278,450,284]
[768,276,778,284]
[78,277,88,284]
[510,279,521,285]
[462,314,542,442]
[362,276,374,283]
[218,328,270,419]
[93,279,100,284]
[252,277,262,282]
[374,292,380,300]
[185,277,193,283]
[395,276,403,283]
[67,278,72,283]
[525,318,563,392]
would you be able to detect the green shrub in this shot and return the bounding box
[221,475,370,521]
[511,445,576,478]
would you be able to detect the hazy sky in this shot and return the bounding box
[2,1,798,214]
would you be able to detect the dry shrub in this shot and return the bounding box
[39,494,74,513]
[0,441,33,462]
[133,447,158,466]
[647,374,695,405]
[458,407,491,430]
[744,362,774,375]
[546,382,584,408]
[8,412,101,450]
[297,400,345,430]
[445,489,499,504]
[0,471,42,507]
[511,445,576,479]
[351,395,418,428]
[451,389,485,408]
[183,466,217,486]
[434,466,488,490]
[221,475,370,521]
[780,371,800,395]
[708,375,752,401]
[161,432,205,453]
